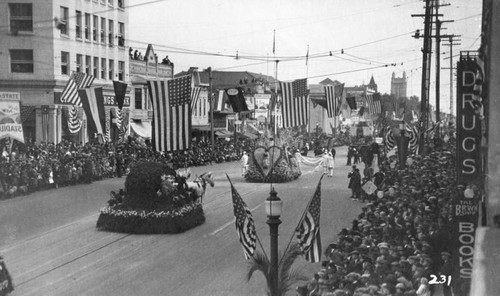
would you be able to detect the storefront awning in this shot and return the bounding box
[237,132,258,140]
[215,130,233,138]
[130,121,151,138]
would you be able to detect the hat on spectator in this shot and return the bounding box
[377,242,389,249]
[441,251,451,257]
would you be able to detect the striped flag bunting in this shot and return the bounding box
[147,76,192,152]
[78,87,106,137]
[214,90,228,112]
[119,110,129,141]
[404,122,419,154]
[115,108,123,129]
[280,78,309,128]
[384,126,395,153]
[191,87,202,113]
[68,106,82,134]
[296,176,323,263]
[227,175,257,260]
[60,72,95,107]
[366,93,382,114]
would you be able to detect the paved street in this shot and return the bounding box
[0,146,363,296]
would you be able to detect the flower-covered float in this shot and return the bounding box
[245,133,301,183]
[96,161,213,234]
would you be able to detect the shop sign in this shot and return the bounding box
[451,56,481,296]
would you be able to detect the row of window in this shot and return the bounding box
[64,52,126,81]
[87,0,125,9]
[8,3,126,47]
[9,49,125,82]
[60,7,125,47]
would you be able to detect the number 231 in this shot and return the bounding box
[429,274,452,286]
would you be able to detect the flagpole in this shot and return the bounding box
[279,175,324,266]
[306,45,310,134]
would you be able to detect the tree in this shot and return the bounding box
[246,243,309,296]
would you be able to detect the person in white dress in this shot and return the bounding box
[240,151,249,176]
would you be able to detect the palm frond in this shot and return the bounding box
[246,251,270,281]
[277,243,309,295]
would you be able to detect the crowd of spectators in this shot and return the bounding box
[0,137,254,199]
[301,139,459,296]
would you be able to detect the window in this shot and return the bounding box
[76,54,82,72]
[10,49,33,73]
[109,59,114,80]
[85,55,91,75]
[59,7,69,36]
[100,17,106,44]
[84,13,90,40]
[93,57,99,77]
[118,22,125,47]
[9,3,33,33]
[92,15,98,42]
[101,58,106,79]
[61,51,70,75]
[108,19,114,46]
[118,61,125,81]
[135,88,142,109]
[118,0,124,9]
[75,11,82,39]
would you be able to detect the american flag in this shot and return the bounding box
[366,93,382,114]
[280,78,308,128]
[60,72,95,107]
[191,86,202,113]
[147,76,192,152]
[78,87,106,137]
[296,177,322,263]
[228,176,257,260]
[325,83,344,117]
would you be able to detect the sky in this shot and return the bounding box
[128,0,482,114]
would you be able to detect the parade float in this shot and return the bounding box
[96,161,213,234]
[244,129,302,183]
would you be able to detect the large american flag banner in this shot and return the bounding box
[228,176,257,260]
[60,72,95,107]
[405,122,419,155]
[280,78,309,128]
[325,83,344,118]
[296,176,323,262]
[147,76,192,152]
[67,106,81,134]
[366,93,382,114]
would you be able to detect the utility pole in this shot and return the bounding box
[432,0,452,138]
[208,67,214,162]
[412,0,435,154]
[442,36,461,117]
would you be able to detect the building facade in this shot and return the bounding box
[0,0,129,144]
[390,71,407,99]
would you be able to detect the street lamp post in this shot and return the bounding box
[265,188,283,296]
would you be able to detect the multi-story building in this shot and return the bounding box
[390,71,407,99]
[128,44,174,139]
[0,0,129,144]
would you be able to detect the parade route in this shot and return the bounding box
[0,147,363,296]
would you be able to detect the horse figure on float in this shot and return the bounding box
[185,171,214,203]
[159,169,214,203]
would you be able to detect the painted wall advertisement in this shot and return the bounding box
[0,92,24,143]
[452,56,481,296]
